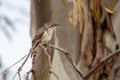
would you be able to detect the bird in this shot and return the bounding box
[31,22,58,64]
[32,22,59,44]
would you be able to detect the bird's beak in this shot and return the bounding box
[51,23,59,27]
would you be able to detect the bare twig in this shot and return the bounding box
[14,39,41,80]
[45,43,84,78]
[18,72,21,80]
[11,39,41,80]
[40,43,59,80]
[83,49,120,79]
[2,37,120,80]
[26,72,30,80]
[26,70,32,80]
[26,43,44,80]
[18,39,41,70]
[26,42,59,80]
[12,72,17,80]
[20,39,41,69]
[26,67,37,80]
[12,72,21,80]
[0,54,28,75]
[46,43,120,80]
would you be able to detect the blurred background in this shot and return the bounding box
[0,0,31,80]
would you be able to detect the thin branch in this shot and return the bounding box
[8,39,41,80]
[26,72,29,80]
[26,43,43,80]
[12,72,18,80]
[0,54,28,75]
[12,72,21,80]
[46,43,120,80]
[50,69,59,80]
[18,72,21,80]
[26,67,36,80]
[83,49,120,79]
[31,70,36,80]
[46,43,84,78]
[2,38,119,80]
[20,39,41,68]
[17,39,41,75]
[40,43,59,80]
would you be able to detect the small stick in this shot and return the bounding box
[12,72,17,80]
[83,49,120,79]
[40,43,59,80]
[46,43,84,78]
[0,54,28,75]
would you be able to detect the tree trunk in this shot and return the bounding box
[30,0,52,80]
[30,0,120,80]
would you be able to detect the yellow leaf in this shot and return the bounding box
[69,10,74,26]
[111,0,114,11]
[68,0,78,26]
[62,0,66,6]
[76,0,83,32]
[104,7,114,14]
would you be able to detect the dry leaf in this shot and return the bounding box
[62,0,67,6]
[76,0,83,33]
[104,7,114,14]
[68,0,77,26]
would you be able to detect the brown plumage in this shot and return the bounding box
[32,23,59,44]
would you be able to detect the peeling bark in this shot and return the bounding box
[30,0,120,80]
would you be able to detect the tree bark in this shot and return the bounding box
[30,0,120,80]
[30,0,52,80]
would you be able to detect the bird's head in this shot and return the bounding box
[44,22,59,30]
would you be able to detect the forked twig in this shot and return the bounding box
[19,39,41,69]
[26,43,45,80]
[83,49,120,79]
[45,43,84,78]
[1,38,120,80]
[12,72,18,80]
[40,43,59,80]
[0,54,28,75]
[18,72,21,80]
[45,43,120,80]
[11,39,41,80]
[12,72,21,80]
[26,69,36,80]
[26,42,59,80]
